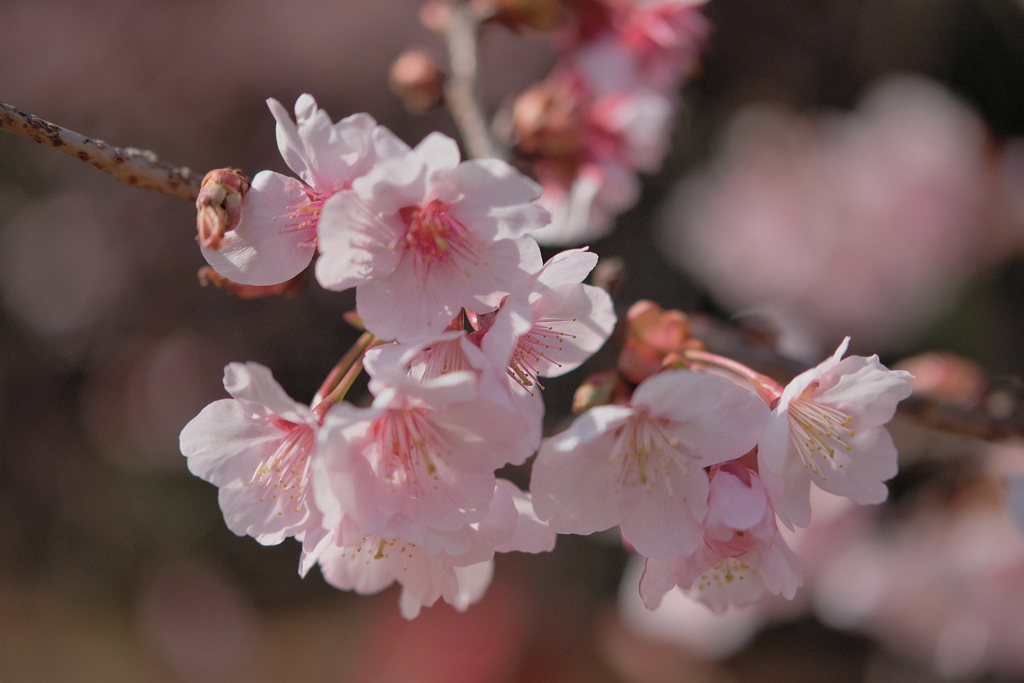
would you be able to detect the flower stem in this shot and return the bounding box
[312,331,382,418]
[438,1,505,160]
[683,349,784,405]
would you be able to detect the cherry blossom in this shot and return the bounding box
[531,369,769,560]
[201,94,403,286]
[179,362,324,545]
[314,131,549,341]
[478,247,617,392]
[312,358,540,555]
[316,480,555,619]
[758,337,914,528]
[531,159,639,245]
[639,461,803,612]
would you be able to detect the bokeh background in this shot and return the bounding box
[2,0,1024,681]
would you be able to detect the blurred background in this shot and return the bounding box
[2,0,1024,681]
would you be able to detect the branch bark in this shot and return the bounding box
[439,2,506,160]
[0,102,201,200]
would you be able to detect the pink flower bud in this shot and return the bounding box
[618,300,702,384]
[513,82,585,161]
[195,168,250,249]
[389,50,445,114]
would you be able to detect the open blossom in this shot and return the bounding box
[479,247,617,392]
[201,94,403,286]
[639,461,803,612]
[179,362,323,545]
[531,369,769,560]
[758,337,914,528]
[312,356,540,555]
[316,479,555,619]
[314,131,550,342]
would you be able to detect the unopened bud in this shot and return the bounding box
[492,0,564,31]
[573,371,631,413]
[618,300,702,384]
[896,351,985,409]
[198,266,303,298]
[512,81,583,160]
[196,168,250,249]
[390,50,445,113]
[419,1,453,32]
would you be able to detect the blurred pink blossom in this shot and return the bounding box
[659,76,1015,356]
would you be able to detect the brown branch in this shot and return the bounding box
[0,102,201,200]
[438,2,506,160]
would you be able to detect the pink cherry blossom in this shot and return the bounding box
[201,94,403,286]
[478,247,617,392]
[316,479,555,619]
[312,360,540,555]
[531,159,639,245]
[659,78,1006,354]
[531,369,769,560]
[314,131,549,341]
[758,337,914,528]
[179,362,323,545]
[615,0,709,90]
[638,461,804,612]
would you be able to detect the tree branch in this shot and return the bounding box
[438,2,506,160]
[0,102,201,201]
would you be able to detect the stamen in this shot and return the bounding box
[249,421,315,513]
[399,199,480,280]
[609,412,685,498]
[787,396,855,481]
[272,186,333,247]
[692,558,756,592]
[371,406,450,492]
[507,317,579,392]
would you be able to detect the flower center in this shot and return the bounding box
[250,420,315,513]
[371,407,449,490]
[399,199,479,279]
[275,186,333,247]
[611,412,682,493]
[340,536,418,563]
[508,317,578,393]
[691,557,757,593]
[787,385,855,480]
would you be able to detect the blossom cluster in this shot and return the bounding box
[182,95,912,618]
[183,95,616,617]
[511,0,709,245]
[531,302,913,611]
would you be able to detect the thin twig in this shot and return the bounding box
[0,102,201,200]
[439,2,505,160]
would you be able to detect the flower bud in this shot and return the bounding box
[195,168,249,249]
[512,81,584,160]
[618,300,702,384]
[572,370,630,413]
[896,351,985,408]
[390,50,445,113]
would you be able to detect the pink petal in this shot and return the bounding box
[530,405,637,534]
[633,370,769,467]
[315,190,403,292]
[200,171,314,286]
[618,455,709,560]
